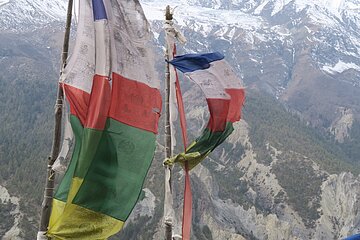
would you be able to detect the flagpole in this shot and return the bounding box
[38,0,73,238]
[164,5,174,240]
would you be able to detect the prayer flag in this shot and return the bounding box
[47,0,161,239]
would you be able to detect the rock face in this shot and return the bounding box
[166,118,360,240]
[125,91,360,240]
[130,188,156,219]
[0,185,22,240]
[330,108,354,142]
[315,173,360,239]
[0,0,360,239]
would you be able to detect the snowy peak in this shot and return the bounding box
[141,0,360,32]
[141,0,360,129]
[0,0,10,7]
[0,0,67,32]
[1,0,360,127]
[141,0,360,61]
[142,0,265,36]
[233,0,358,15]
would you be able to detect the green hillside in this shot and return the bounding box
[1,29,360,239]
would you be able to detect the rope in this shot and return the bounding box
[163,158,174,167]
[48,171,55,181]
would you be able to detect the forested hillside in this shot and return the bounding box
[1,0,360,239]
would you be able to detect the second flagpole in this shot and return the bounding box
[164,5,174,240]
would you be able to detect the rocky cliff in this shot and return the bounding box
[0,0,359,239]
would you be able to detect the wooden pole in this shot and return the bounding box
[164,5,173,240]
[38,0,73,237]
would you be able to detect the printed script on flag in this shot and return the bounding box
[47,0,161,239]
[167,52,245,170]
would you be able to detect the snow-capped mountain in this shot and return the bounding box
[142,0,360,133]
[0,0,67,32]
[2,0,359,96]
[1,0,360,239]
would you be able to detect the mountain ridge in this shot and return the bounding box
[0,0,359,239]
[141,0,360,133]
